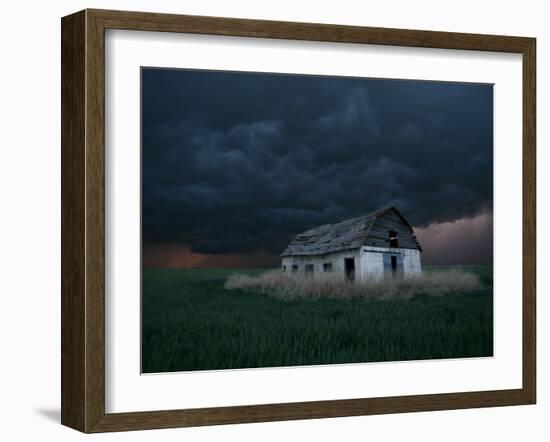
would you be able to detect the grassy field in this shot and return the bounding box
[142,266,493,373]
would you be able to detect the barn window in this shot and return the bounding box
[389,230,398,248]
[291,265,299,273]
[305,264,314,275]
[323,263,333,272]
[282,265,286,272]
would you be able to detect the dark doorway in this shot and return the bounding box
[391,255,397,276]
[344,258,355,281]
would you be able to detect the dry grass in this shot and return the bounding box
[224,268,483,301]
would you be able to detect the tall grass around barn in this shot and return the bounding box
[225,268,482,300]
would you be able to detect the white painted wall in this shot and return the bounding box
[402,249,422,274]
[359,246,422,281]
[283,247,421,282]
[359,249,385,281]
[281,250,360,280]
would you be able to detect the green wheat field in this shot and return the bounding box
[141,266,493,373]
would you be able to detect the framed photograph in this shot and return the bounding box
[61,9,536,433]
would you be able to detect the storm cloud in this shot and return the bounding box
[142,68,493,267]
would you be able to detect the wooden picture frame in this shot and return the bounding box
[61,8,536,433]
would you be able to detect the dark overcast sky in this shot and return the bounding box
[142,68,493,268]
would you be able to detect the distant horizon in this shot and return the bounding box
[142,263,494,270]
[142,212,494,269]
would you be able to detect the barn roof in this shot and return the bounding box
[280,206,419,256]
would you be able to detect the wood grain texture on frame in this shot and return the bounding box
[61,8,536,433]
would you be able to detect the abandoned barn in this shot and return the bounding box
[280,206,422,281]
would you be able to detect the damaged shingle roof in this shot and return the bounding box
[281,206,418,256]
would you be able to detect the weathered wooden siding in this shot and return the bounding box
[364,210,421,251]
[281,206,421,257]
